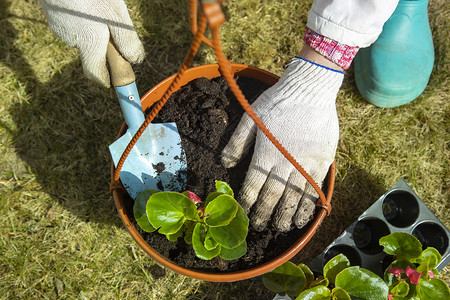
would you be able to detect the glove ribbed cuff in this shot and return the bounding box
[303,27,359,70]
[277,57,344,108]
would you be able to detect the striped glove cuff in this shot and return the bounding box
[303,27,359,70]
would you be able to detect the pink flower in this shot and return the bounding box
[186,191,202,204]
[428,270,435,279]
[388,294,394,300]
[388,268,404,276]
[406,266,421,285]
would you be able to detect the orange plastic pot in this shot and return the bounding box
[111,63,335,282]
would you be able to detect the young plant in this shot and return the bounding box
[133,181,249,261]
[262,232,450,300]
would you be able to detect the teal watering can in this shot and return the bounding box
[354,0,434,108]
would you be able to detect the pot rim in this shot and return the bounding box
[111,63,335,282]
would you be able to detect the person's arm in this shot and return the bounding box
[307,0,399,47]
[222,0,400,232]
[300,0,400,71]
[298,44,343,72]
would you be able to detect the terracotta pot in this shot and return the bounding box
[111,63,335,282]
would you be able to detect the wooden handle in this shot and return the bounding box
[106,41,136,87]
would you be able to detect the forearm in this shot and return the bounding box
[300,0,400,72]
[298,44,344,72]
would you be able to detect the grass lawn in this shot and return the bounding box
[0,0,448,298]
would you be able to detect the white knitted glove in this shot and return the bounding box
[40,0,144,87]
[222,58,344,232]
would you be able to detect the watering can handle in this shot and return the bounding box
[106,41,136,87]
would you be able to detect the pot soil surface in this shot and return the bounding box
[126,76,315,272]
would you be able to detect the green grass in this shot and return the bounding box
[0,0,448,298]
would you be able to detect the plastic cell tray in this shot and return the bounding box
[309,179,450,277]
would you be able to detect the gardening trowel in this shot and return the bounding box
[107,41,186,199]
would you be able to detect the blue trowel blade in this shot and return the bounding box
[109,122,187,199]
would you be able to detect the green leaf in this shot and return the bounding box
[183,220,195,245]
[298,263,315,288]
[407,284,419,299]
[379,233,422,260]
[167,228,184,242]
[204,192,223,207]
[310,277,329,288]
[204,195,238,227]
[417,254,439,275]
[296,285,331,300]
[323,254,350,283]
[215,181,234,196]
[331,287,350,300]
[418,247,442,263]
[204,230,219,250]
[192,223,220,260]
[390,281,409,297]
[184,234,192,245]
[415,247,442,273]
[134,190,157,232]
[395,280,419,299]
[262,261,306,297]
[219,240,247,260]
[146,192,197,235]
[335,266,388,300]
[417,278,450,300]
[209,205,249,249]
[168,218,195,242]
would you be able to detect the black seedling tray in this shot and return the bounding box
[309,179,450,277]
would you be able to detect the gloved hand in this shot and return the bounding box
[221,57,344,232]
[40,0,145,87]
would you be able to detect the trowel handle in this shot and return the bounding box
[106,41,136,87]
[106,41,144,134]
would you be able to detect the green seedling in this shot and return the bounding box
[263,232,450,300]
[134,181,249,261]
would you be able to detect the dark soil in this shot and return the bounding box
[125,76,312,272]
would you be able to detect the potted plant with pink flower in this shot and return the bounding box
[133,181,249,261]
[262,232,450,300]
